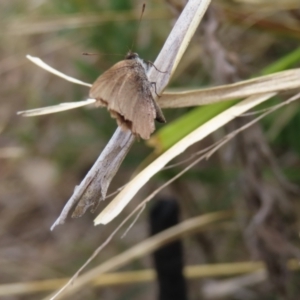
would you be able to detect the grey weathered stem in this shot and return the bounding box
[51,0,211,229]
[51,128,134,229]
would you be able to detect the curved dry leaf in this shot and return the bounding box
[26,55,92,87]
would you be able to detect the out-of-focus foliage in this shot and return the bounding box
[1,0,300,299]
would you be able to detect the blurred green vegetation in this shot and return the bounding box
[1,0,300,299]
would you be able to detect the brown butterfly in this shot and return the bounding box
[89,51,166,140]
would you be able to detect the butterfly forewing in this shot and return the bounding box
[90,59,157,139]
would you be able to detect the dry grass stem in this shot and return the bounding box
[18,99,96,116]
[1,260,299,297]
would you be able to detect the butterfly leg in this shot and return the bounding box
[146,60,167,74]
[150,82,161,98]
[150,82,166,123]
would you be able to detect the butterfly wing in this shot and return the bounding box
[90,60,158,139]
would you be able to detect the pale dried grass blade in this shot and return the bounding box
[151,0,211,90]
[1,260,299,297]
[158,68,300,108]
[17,99,96,116]
[94,92,275,225]
[26,55,92,87]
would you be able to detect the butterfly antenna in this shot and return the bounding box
[131,3,146,51]
[82,52,99,56]
[82,52,123,57]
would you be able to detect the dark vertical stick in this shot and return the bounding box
[149,198,188,300]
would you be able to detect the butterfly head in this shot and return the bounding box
[125,51,149,73]
[125,51,139,60]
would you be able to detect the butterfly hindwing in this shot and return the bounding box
[90,59,157,139]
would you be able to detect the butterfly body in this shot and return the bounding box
[90,51,166,140]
